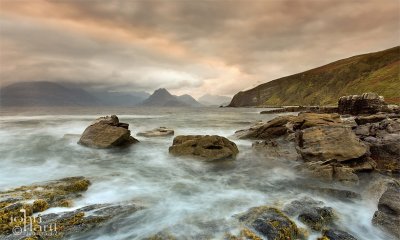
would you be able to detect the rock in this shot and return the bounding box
[169,135,239,161]
[357,118,400,172]
[260,106,338,114]
[296,126,368,162]
[236,113,341,140]
[319,229,358,240]
[28,202,142,239]
[137,127,174,137]
[304,186,361,201]
[333,166,359,185]
[292,113,342,130]
[355,114,389,125]
[251,140,298,159]
[298,162,359,185]
[338,92,388,115]
[372,182,400,237]
[299,161,334,182]
[284,197,335,231]
[78,115,139,148]
[241,115,295,140]
[0,177,91,235]
[238,206,299,240]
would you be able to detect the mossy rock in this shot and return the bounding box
[0,177,91,235]
[238,206,299,240]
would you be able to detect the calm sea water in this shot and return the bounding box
[0,107,389,239]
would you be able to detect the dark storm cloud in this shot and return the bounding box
[0,0,398,97]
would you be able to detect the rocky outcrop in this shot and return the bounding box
[372,182,400,238]
[260,106,338,114]
[338,92,388,115]
[353,116,400,173]
[169,135,239,161]
[298,162,359,185]
[0,177,143,239]
[296,126,368,162]
[236,113,341,140]
[238,206,300,240]
[78,115,138,148]
[137,127,174,137]
[0,177,91,235]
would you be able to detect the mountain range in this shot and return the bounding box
[141,88,202,107]
[0,81,205,107]
[229,46,400,107]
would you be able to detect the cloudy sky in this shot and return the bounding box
[0,0,398,97]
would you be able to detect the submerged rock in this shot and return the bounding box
[338,92,388,115]
[169,135,239,161]
[372,182,400,238]
[318,229,358,240]
[137,127,174,137]
[238,206,299,240]
[296,126,368,162]
[78,115,138,148]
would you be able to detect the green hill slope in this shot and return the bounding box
[229,46,400,107]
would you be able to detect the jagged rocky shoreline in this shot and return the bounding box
[1,93,399,240]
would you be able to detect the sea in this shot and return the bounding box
[0,107,389,239]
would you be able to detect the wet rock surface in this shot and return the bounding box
[372,182,400,238]
[318,229,358,240]
[236,113,341,140]
[238,206,300,240]
[0,177,143,240]
[78,115,139,148]
[169,135,239,161]
[295,126,368,163]
[137,127,174,137]
[284,197,335,231]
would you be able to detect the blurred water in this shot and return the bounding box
[0,107,389,239]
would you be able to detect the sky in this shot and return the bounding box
[0,0,399,98]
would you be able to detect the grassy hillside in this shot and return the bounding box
[229,46,400,107]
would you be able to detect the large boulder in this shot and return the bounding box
[338,92,388,115]
[137,127,174,137]
[169,135,239,161]
[78,115,138,148]
[372,182,400,238]
[296,126,368,162]
[238,206,300,240]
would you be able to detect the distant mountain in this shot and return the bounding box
[0,81,100,106]
[198,94,231,106]
[141,88,202,107]
[90,91,150,106]
[177,94,203,107]
[0,81,150,107]
[229,46,400,107]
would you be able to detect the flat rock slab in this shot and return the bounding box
[169,135,239,161]
[296,126,368,162]
[137,127,174,137]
